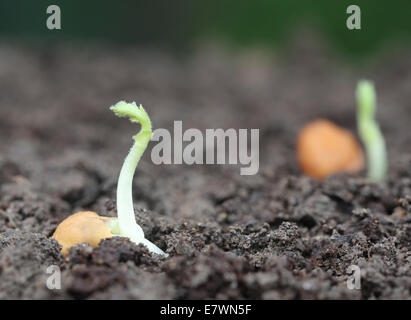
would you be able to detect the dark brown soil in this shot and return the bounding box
[0,38,410,299]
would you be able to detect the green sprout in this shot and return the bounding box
[108,101,166,256]
[356,80,388,182]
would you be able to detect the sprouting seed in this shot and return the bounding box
[53,102,166,256]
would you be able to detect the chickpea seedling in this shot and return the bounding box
[53,102,166,256]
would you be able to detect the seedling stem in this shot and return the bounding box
[110,101,166,255]
[356,80,387,181]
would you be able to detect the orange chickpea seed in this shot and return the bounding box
[52,211,113,256]
[297,119,365,179]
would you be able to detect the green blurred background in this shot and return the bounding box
[0,0,410,57]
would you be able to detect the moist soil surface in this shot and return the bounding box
[0,40,410,299]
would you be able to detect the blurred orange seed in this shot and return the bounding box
[52,211,113,256]
[297,119,365,179]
